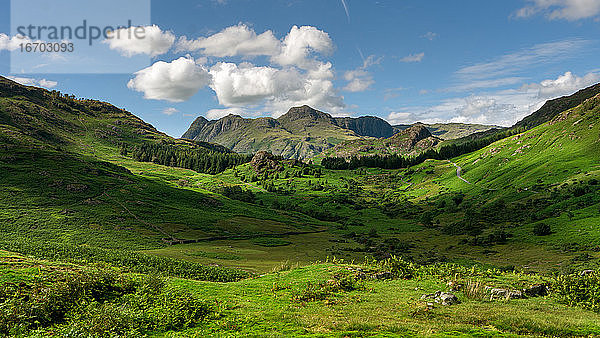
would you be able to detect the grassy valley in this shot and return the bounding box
[1,76,600,336]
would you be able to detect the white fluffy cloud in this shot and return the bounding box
[0,34,25,51]
[272,25,334,69]
[515,0,600,20]
[130,25,344,114]
[104,25,175,57]
[209,61,343,116]
[176,24,280,57]
[521,71,600,99]
[127,56,211,102]
[178,25,333,70]
[205,107,246,120]
[400,52,425,63]
[7,76,58,88]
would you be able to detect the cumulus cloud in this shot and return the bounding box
[104,25,175,57]
[130,25,344,114]
[272,25,334,69]
[7,76,58,88]
[0,33,40,51]
[177,25,333,70]
[521,71,600,99]
[127,56,211,102]
[400,52,425,63]
[515,0,600,20]
[209,61,344,116]
[161,107,179,116]
[176,24,280,57]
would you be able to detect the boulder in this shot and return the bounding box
[523,284,548,297]
[421,291,460,306]
[487,288,524,300]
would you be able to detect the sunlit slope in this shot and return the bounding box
[453,94,600,192]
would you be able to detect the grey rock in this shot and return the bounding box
[421,291,460,306]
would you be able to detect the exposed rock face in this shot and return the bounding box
[250,151,283,172]
[334,116,395,138]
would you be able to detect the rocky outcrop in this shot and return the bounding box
[250,151,283,172]
[421,291,460,306]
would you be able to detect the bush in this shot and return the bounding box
[0,270,213,336]
[553,272,600,312]
[379,256,417,279]
[533,223,552,236]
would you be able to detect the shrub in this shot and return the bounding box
[553,272,600,312]
[0,269,213,336]
[533,223,552,236]
[379,256,417,279]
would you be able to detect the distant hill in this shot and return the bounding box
[319,125,442,159]
[394,123,502,140]
[183,105,497,160]
[514,83,600,130]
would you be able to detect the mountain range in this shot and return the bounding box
[182,105,499,159]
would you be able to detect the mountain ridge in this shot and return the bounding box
[183,105,497,159]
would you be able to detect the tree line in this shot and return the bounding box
[131,143,252,174]
[322,127,522,170]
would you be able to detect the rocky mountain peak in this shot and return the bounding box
[279,105,333,122]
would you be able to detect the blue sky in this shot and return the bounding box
[1,0,600,137]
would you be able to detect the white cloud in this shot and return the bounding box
[130,25,344,114]
[386,112,415,125]
[7,76,58,88]
[272,25,334,69]
[178,25,333,70]
[176,24,280,57]
[456,39,589,81]
[0,34,26,51]
[209,61,344,116]
[205,107,245,120]
[104,25,175,57]
[521,71,600,98]
[342,55,380,92]
[400,52,425,63]
[0,33,39,51]
[127,56,211,102]
[162,107,179,116]
[515,0,600,20]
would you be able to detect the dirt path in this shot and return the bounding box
[446,160,497,191]
[447,161,472,184]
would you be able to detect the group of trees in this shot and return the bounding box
[322,128,522,170]
[131,143,252,174]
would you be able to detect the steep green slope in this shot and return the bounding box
[0,76,328,270]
